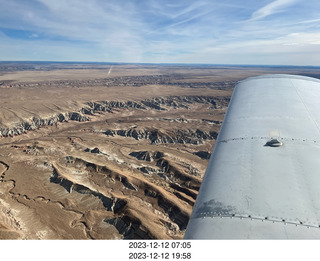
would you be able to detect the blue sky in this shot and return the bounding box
[1,0,320,65]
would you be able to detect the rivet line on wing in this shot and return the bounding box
[218,137,319,144]
[197,213,320,229]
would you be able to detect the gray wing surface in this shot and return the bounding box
[184,74,320,239]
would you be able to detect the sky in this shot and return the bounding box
[1,0,320,65]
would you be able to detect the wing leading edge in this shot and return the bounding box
[184,74,320,239]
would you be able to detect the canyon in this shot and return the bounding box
[0,62,318,239]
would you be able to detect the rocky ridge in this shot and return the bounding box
[82,95,229,114]
[193,151,212,159]
[0,95,228,137]
[0,113,89,137]
[105,127,218,145]
[1,73,236,90]
[53,156,192,238]
[129,151,164,162]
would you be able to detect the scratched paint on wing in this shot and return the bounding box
[194,199,236,218]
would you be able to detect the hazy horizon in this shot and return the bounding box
[2,60,320,68]
[1,0,320,66]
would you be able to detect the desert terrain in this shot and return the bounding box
[0,62,319,239]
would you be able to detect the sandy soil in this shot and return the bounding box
[0,63,318,239]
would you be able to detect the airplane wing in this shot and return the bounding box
[184,74,320,239]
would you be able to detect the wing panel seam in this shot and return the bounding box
[192,214,320,229]
[218,136,319,144]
